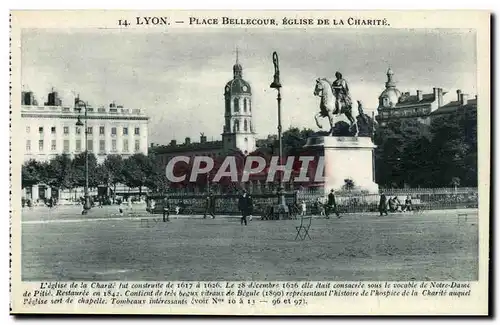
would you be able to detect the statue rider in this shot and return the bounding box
[331,71,352,114]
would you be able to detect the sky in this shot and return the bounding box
[21,28,477,144]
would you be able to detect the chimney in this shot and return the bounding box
[170,139,177,146]
[416,90,423,101]
[22,91,34,105]
[457,89,462,102]
[185,137,191,145]
[435,88,444,107]
[460,93,469,105]
[200,134,207,143]
[150,142,155,147]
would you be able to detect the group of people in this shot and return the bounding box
[378,194,413,216]
[298,189,342,219]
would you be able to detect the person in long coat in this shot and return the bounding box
[379,193,389,216]
[326,189,340,218]
[238,190,253,226]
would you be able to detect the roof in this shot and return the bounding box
[151,141,223,154]
[225,78,251,95]
[395,93,436,107]
[431,98,478,116]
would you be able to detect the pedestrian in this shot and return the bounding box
[162,197,170,222]
[326,189,341,218]
[204,194,216,219]
[301,200,307,217]
[238,190,253,226]
[379,193,389,216]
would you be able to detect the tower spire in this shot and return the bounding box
[385,67,396,89]
[233,47,243,79]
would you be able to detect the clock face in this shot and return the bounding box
[242,85,248,91]
[225,86,230,92]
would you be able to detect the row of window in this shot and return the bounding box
[26,126,141,136]
[225,97,252,114]
[26,139,141,153]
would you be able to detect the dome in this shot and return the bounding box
[225,78,251,95]
[379,88,401,108]
[378,67,401,108]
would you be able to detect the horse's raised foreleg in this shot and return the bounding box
[315,112,323,129]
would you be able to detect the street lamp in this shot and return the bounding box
[270,51,289,219]
[75,97,92,214]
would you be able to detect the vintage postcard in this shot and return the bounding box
[10,10,490,315]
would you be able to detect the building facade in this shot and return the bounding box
[22,90,149,164]
[430,89,478,121]
[376,68,447,126]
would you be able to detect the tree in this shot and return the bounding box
[342,179,355,191]
[72,152,98,188]
[46,154,73,190]
[428,113,475,187]
[22,159,44,189]
[122,153,152,196]
[374,119,431,188]
[102,154,124,199]
[145,153,168,194]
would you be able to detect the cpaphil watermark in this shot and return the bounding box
[165,155,325,183]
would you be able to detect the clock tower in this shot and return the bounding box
[222,51,256,155]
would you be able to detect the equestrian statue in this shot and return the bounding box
[313,72,361,136]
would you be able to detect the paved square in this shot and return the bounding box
[21,207,478,281]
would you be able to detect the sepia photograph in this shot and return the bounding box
[9,10,490,315]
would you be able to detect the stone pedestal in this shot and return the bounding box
[304,136,379,194]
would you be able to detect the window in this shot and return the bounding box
[123,139,129,152]
[233,98,239,112]
[134,127,140,135]
[51,140,56,151]
[26,126,30,133]
[63,140,69,153]
[244,98,247,112]
[111,127,117,136]
[76,127,81,135]
[87,127,93,135]
[76,140,81,152]
[38,127,43,134]
[38,140,43,151]
[248,100,251,112]
[26,140,31,152]
[244,119,248,131]
[112,139,117,151]
[123,127,128,135]
[51,127,56,134]
[99,126,105,135]
[63,126,69,134]
[99,140,105,152]
[135,140,140,152]
[87,139,93,152]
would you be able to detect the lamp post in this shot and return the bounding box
[75,97,92,214]
[270,51,289,219]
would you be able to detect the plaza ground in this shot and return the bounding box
[21,205,479,281]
